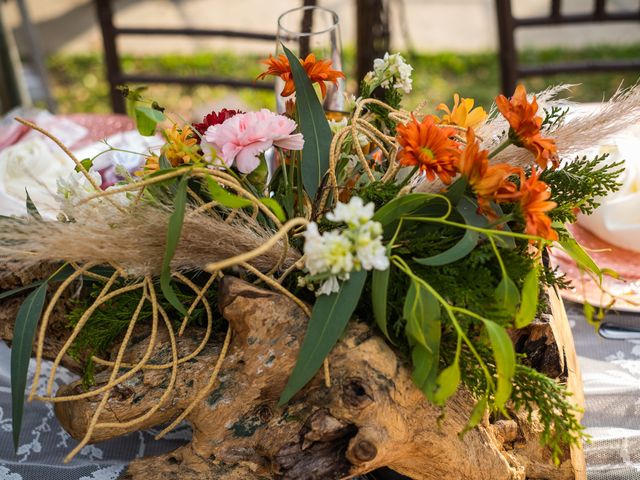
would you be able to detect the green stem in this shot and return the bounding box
[488,139,512,159]
[397,166,419,189]
[391,256,496,392]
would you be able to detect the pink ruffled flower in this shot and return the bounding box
[204,109,304,173]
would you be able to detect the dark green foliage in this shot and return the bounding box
[451,338,584,464]
[357,181,402,210]
[67,279,213,378]
[541,153,624,224]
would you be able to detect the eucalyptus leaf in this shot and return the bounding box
[494,275,520,316]
[373,193,447,237]
[460,396,488,436]
[159,153,172,170]
[206,177,253,209]
[24,189,42,221]
[404,280,441,400]
[135,106,165,136]
[433,361,460,405]
[514,267,539,328]
[260,198,287,223]
[444,177,468,205]
[371,267,392,341]
[482,319,516,410]
[160,175,188,316]
[413,227,478,266]
[11,282,48,450]
[74,158,94,173]
[282,44,332,199]
[279,270,367,405]
[558,233,602,283]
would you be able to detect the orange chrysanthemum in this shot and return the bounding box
[436,94,487,129]
[518,169,558,241]
[457,128,520,216]
[495,85,559,170]
[257,53,345,98]
[396,115,461,184]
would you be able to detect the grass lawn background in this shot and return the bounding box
[47,44,640,118]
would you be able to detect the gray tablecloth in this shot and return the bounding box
[1,304,639,479]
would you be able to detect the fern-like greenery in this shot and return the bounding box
[541,153,624,224]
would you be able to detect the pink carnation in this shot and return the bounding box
[204,109,304,174]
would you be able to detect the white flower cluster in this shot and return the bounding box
[302,197,389,296]
[363,52,413,94]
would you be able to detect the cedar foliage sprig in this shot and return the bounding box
[540,153,624,223]
[455,340,585,464]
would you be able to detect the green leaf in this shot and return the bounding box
[160,175,188,316]
[404,280,441,400]
[461,396,488,436]
[24,189,42,221]
[371,267,392,341]
[373,193,448,237]
[558,232,602,283]
[403,281,440,350]
[482,319,516,410]
[282,44,332,199]
[495,275,520,316]
[444,177,468,205]
[583,302,596,325]
[74,158,94,173]
[159,153,172,170]
[11,282,48,450]
[515,267,539,328]
[135,106,165,136]
[413,225,478,267]
[205,177,253,209]
[260,198,287,223]
[279,270,367,405]
[433,361,460,405]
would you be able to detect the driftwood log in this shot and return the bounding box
[1,275,585,479]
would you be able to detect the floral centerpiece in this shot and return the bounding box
[0,46,633,479]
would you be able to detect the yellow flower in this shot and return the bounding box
[436,94,487,129]
[161,125,199,166]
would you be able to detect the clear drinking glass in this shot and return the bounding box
[275,6,345,114]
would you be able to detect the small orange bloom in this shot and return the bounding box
[495,85,558,169]
[518,169,558,241]
[396,115,461,184]
[257,53,345,98]
[159,125,199,167]
[457,128,520,217]
[436,94,487,129]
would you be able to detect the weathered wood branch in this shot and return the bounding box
[40,277,584,480]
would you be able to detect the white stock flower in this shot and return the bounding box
[366,52,413,94]
[317,276,341,296]
[302,197,388,295]
[325,196,375,228]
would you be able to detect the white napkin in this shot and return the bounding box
[577,124,640,252]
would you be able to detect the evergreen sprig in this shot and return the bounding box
[541,153,624,223]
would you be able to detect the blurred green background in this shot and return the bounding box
[48,43,640,119]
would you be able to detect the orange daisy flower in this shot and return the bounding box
[457,128,520,216]
[518,169,558,241]
[257,53,345,98]
[396,115,461,184]
[435,94,487,129]
[495,85,558,169]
